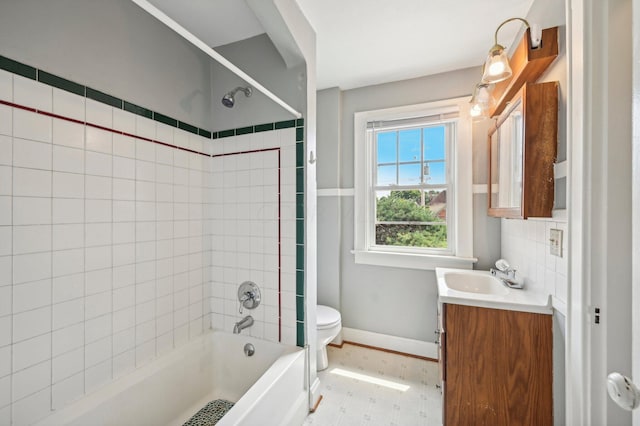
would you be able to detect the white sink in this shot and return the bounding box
[442,272,509,296]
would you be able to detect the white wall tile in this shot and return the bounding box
[113,178,135,200]
[85,246,111,271]
[52,198,83,224]
[53,224,84,250]
[85,359,111,393]
[52,273,84,304]
[113,286,134,312]
[86,151,112,177]
[85,99,112,128]
[85,199,112,223]
[13,167,51,197]
[52,118,84,149]
[85,223,111,247]
[53,145,84,174]
[113,108,135,134]
[85,268,111,296]
[53,248,84,277]
[136,139,156,162]
[85,175,112,200]
[12,333,50,372]
[85,293,111,320]
[53,298,84,331]
[13,197,50,225]
[0,316,10,347]
[0,345,10,378]
[113,134,135,158]
[0,227,10,257]
[11,386,51,425]
[13,251,51,284]
[113,156,135,179]
[13,109,51,143]
[13,306,50,342]
[52,323,83,356]
[14,138,52,170]
[113,349,135,379]
[0,70,12,102]
[0,197,10,226]
[0,135,12,165]
[53,171,84,198]
[13,279,51,314]
[53,88,85,122]
[113,243,135,267]
[136,159,155,182]
[52,371,84,409]
[113,264,135,289]
[14,75,52,112]
[113,308,135,335]
[84,336,109,369]
[86,127,112,154]
[135,116,155,139]
[0,166,11,196]
[85,314,111,343]
[113,201,135,223]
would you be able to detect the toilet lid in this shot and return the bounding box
[317,305,341,328]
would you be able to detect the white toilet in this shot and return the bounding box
[316,304,342,371]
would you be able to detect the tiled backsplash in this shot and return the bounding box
[0,56,305,425]
[500,217,568,313]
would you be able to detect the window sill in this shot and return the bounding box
[351,250,477,271]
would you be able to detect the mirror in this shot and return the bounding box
[489,98,523,211]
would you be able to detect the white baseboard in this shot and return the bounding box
[341,327,438,359]
[309,377,321,410]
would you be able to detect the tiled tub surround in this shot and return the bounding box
[0,65,303,425]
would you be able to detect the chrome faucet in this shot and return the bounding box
[490,259,524,289]
[233,315,254,334]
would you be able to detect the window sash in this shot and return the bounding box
[368,121,455,254]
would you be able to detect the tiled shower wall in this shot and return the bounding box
[0,55,305,425]
[0,69,213,424]
[208,129,299,345]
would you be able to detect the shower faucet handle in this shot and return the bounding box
[237,281,261,314]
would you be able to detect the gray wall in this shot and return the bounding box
[211,34,306,131]
[0,0,213,129]
[316,67,502,342]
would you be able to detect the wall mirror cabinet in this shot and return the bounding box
[487,81,558,219]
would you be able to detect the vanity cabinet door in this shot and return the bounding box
[443,303,553,426]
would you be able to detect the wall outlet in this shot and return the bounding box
[550,229,563,257]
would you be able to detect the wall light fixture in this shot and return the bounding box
[481,17,542,84]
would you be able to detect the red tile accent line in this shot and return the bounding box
[0,99,209,157]
[1,98,285,342]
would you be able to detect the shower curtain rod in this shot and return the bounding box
[130,0,303,119]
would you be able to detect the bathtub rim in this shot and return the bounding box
[34,330,303,426]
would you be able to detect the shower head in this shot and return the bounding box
[221,86,252,108]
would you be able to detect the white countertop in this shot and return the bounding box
[435,267,553,315]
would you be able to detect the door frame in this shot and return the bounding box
[567,0,633,424]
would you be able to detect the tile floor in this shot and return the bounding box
[303,343,442,426]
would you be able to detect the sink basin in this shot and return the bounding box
[443,272,509,296]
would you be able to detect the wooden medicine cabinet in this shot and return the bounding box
[487,81,558,218]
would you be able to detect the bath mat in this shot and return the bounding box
[183,399,235,426]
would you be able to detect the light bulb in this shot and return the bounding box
[489,60,505,76]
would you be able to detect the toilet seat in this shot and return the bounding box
[317,305,341,330]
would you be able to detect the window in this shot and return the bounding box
[354,97,475,270]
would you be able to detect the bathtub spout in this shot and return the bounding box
[233,315,254,334]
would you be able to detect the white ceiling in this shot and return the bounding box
[146,0,535,90]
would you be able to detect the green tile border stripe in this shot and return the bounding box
[295,123,305,347]
[0,54,214,139]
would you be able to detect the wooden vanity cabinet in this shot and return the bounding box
[440,303,553,425]
[488,81,558,219]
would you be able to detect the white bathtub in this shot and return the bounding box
[35,331,308,426]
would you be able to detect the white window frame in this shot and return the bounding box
[353,97,476,270]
